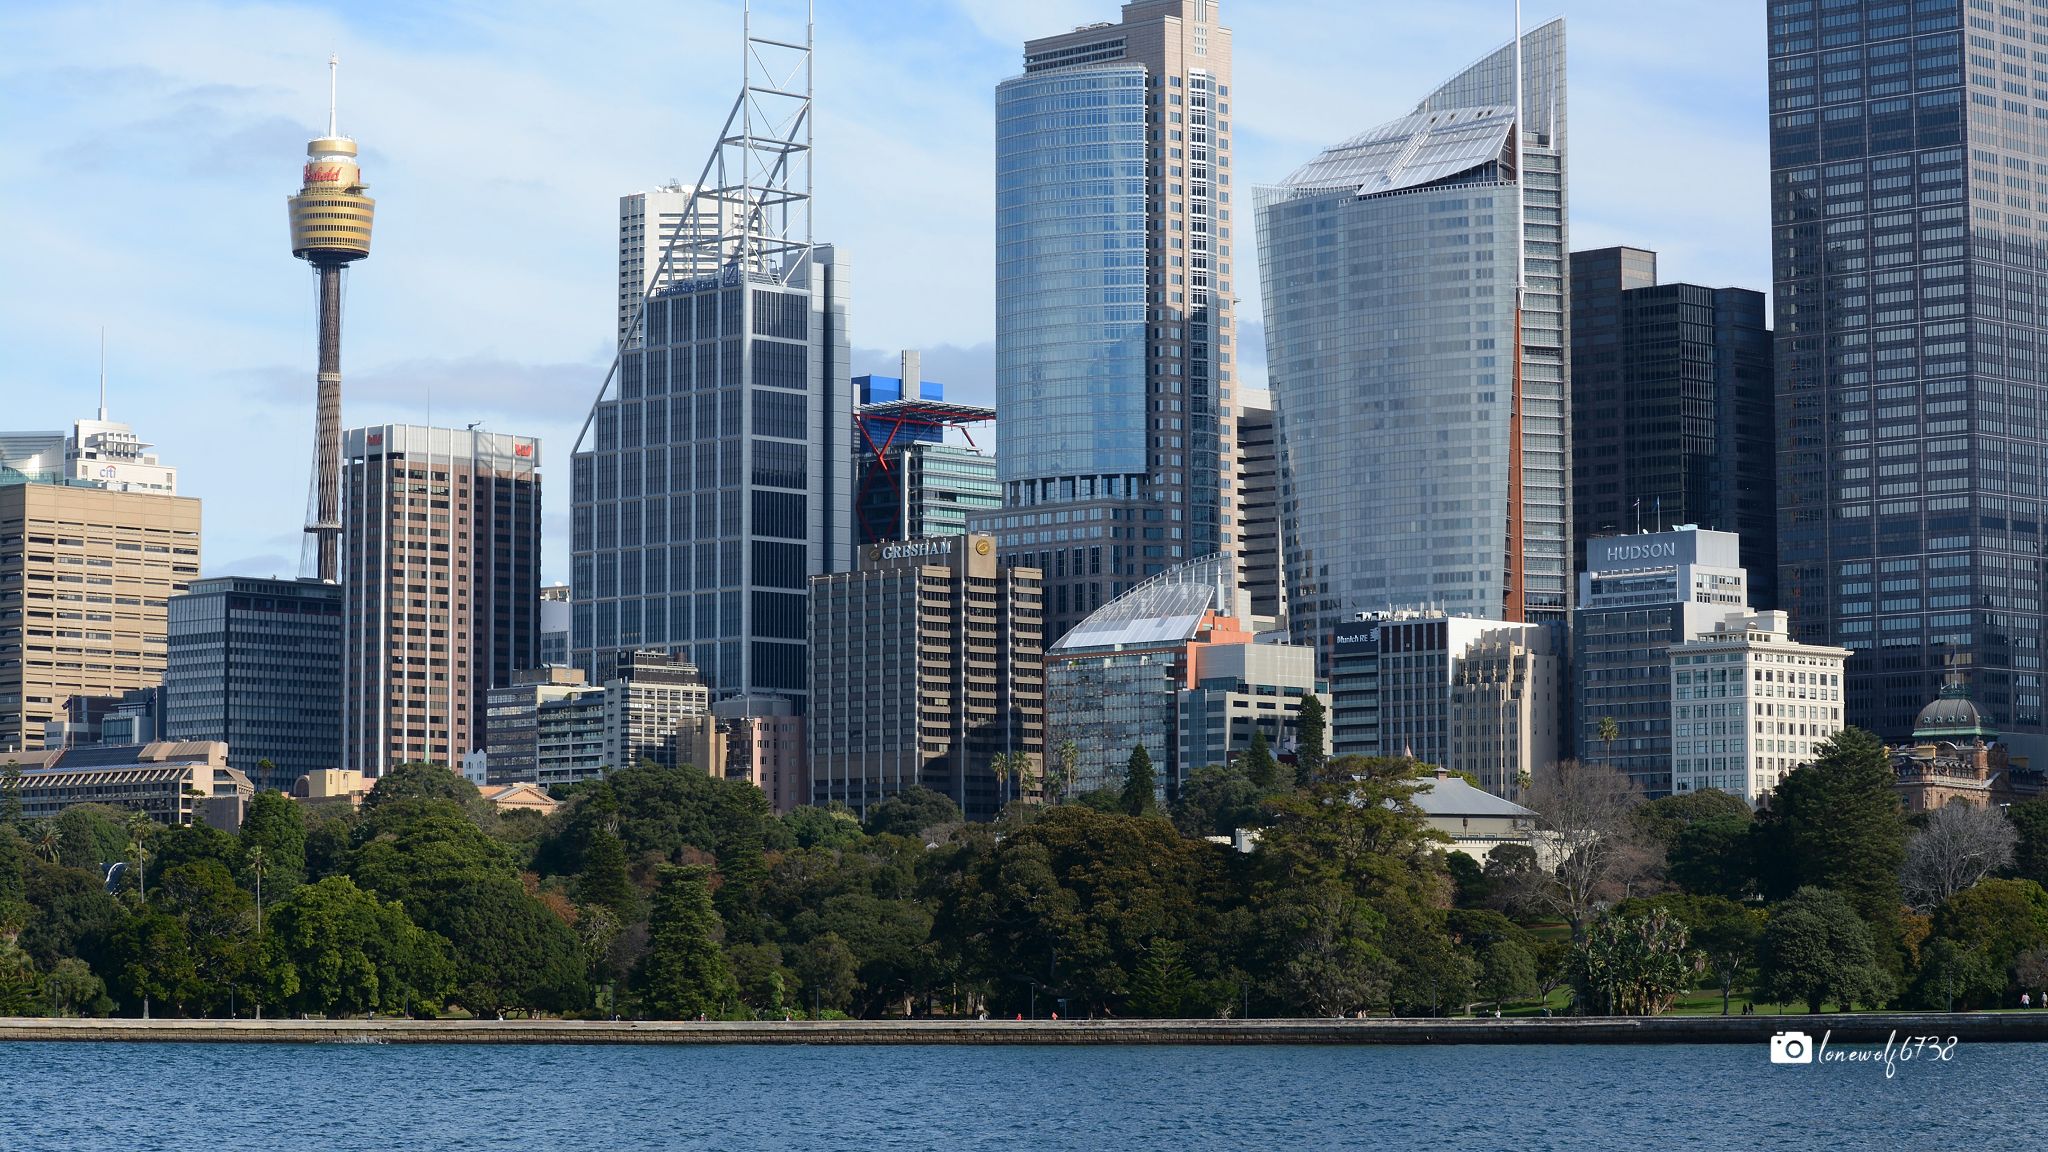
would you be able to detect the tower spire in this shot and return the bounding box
[328,53,339,137]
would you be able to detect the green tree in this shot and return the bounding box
[111,912,198,1015]
[0,937,36,1016]
[239,791,307,893]
[726,941,788,1015]
[862,787,963,838]
[1931,878,2048,989]
[153,859,254,1014]
[1121,745,1158,817]
[1127,937,1200,1018]
[790,931,859,1016]
[2004,798,2048,888]
[53,805,130,872]
[1054,740,1081,803]
[1596,715,1620,767]
[1624,894,1763,1016]
[40,957,110,1017]
[1754,728,1909,963]
[1571,907,1703,1016]
[990,751,1031,810]
[1477,940,1538,1014]
[1293,695,1328,789]
[1,762,22,830]
[1170,764,1265,840]
[1667,817,1757,901]
[1237,730,1281,792]
[361,761,485,816]
[17,858,124,977]
[637,865,738,1019]
[1757,886,1895,1013]
[1632,788,1753,854]
[783,805,865,850]
[258,876,452,1018]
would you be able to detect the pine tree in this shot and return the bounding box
[1294,695,1327,788]
[1121,745,1157,817]
[1240,730,1281,791]
[637,865,738,1019]
[573,826,635,916]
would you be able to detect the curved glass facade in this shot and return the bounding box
[994,65,1150,484]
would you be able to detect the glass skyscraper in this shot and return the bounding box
[1257,20,1570,654]
[1768,0,2046,737]
[985,0,1239,645]
[164,576,342,792]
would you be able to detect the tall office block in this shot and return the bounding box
[809,534,1044,821]
[1571,247,1776,605]
[854,356,999,545]
[1258,20,1570,654]
[1768,2,2048,736]
[164,576,343,792]
[575,15,845,705]
[483,667,599,786]
[618,186,728,349]
[1574,527,1750,796]
[1235,390,1283,623]
[1670,609,1848,803]
[539,582,571,667]
[0,483,200,752]
[340,425,540,775]
[988,0,1240,643]
[601,649,712,772]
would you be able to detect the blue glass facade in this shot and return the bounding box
[164,576,342,792]
[1768,0,2048,737]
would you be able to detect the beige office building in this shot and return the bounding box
[340,425,540,776]
[0,483,200,752]
[809,534,1043,820]
[601,649,711,771]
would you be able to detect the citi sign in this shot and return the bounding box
[1600,541,1679,564]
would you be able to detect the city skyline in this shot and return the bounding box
[2,0,1770,586]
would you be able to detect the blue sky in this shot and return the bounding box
[0,0,1768,584]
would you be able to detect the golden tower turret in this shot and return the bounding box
[287,55,373,583]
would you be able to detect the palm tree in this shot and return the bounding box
[31,825,60,864]
[1596,716,1620,769]
[1055,740,1080,802]
[990,752,1030,811]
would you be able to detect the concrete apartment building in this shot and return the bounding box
[340,425,540,776]
[809,534,1044,821]
[601,649,712,772]
[0,482,201,753]
[1669,609,1848,804]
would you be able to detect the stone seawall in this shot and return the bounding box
[4,1014,2047,1045]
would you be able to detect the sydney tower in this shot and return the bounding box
[286,55,375,582]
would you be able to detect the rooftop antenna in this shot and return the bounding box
[97,327,108,421]
[328,53,339,137]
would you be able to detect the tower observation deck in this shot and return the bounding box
[287,55,375,582]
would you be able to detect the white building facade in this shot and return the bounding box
[1670,610,1849,804]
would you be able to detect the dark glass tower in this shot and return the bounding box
[164,576,342,792]
[1768,0,2045,738]
[1571,247,1777,607]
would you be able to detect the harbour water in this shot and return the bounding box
[0,1041,2033,1149]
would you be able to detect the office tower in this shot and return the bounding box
[1329,612,1559,801]
[164,576,343,792]
[601,649,712,771]
[287,56,375,584]
[484,667,606,788]
[1571,246,1776,605]
[618,186,728,349]
[855,352,999,544]
[1234,390,1282,623]
[1258,20,1570,654]
[1046,554,1316,798]
[1174,642,1324,775]
[0,482,200,752]
[340,425,540,775]
[1670,609,1848,803]
[67,407,178,495]
[0,433,67,486]
[540,582,571,667]
[715,696,807,813]
[574,15,847,705]
[990,0,1239,643]
[1769,2,2048,738]
[809,534,1044,820]
[1573,527,1750,797]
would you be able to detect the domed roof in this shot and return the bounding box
[1913,674,1995,741]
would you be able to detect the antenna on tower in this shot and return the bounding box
[98,327,108,421]
[328,53,339,137]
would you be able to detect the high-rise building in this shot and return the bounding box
[1235,390,1283,623]
[1766,2,2048,738]
[1175,642,1323,775]
[340,425,540,775]
[715,695,807,813]
[1669,609,1848,803]
[575,15,845,706]
[601,649,712,772]
[539,582,571,667]
[987,0,1239,644]
[164,576,343,792]
[809,534,1044,821]
[67,416,177,495]
[1258,20,1570,655]
[0,482,201,752]
[483,667,599,786]
[1329,612,1559,801]
[1570,246,1776,605]
[854,353,1000,545]
[1573,527,1750,796]
[287,56,375,585]
[618,186,727,349]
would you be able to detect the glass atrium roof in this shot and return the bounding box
[1278,105,1515,196]
[1050,553,1234,653]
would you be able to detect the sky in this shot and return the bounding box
[0,0,1770,585]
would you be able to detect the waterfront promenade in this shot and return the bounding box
[5,1014,2047,1045]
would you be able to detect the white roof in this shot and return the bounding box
[1279,105,1514,196]
[1411,774,1535,819]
